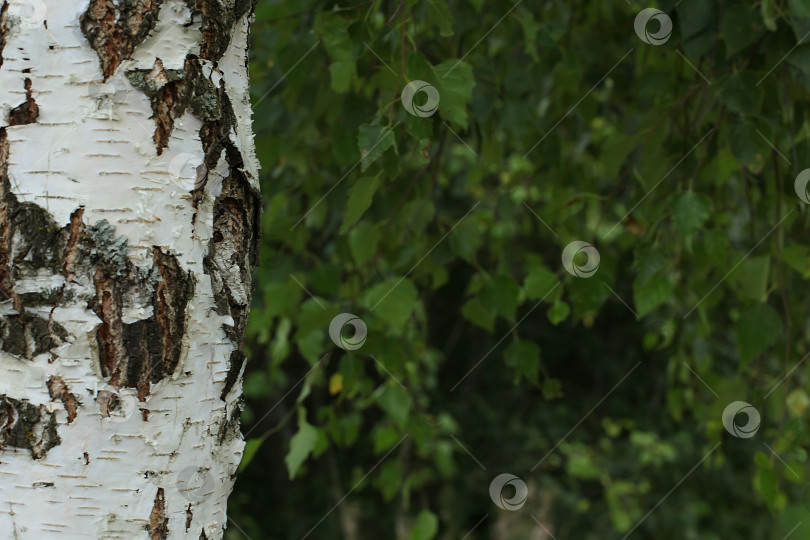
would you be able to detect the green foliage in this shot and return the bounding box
[231,0,810,538]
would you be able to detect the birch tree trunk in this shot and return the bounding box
[0,0,259,538]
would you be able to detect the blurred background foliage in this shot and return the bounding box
[229,0,810,538]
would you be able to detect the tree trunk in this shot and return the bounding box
[0,1,259,538]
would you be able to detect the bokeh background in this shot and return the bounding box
[227,0,810,538]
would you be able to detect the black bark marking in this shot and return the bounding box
[8,78,39,126]
[187,0,255,63]
[220,350,244,400]
[80,0,164,79]
[0,313,66,359]
[0,395,60,459]
[92,245,194,396]
[185,503,193,532]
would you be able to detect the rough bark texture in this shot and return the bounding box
[0,0,259,538]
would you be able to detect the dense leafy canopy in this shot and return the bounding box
[230,0,810,538]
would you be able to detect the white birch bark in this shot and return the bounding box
[0,0,259,538]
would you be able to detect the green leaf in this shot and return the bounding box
[349,222,382,266]
[762,0,778,31]
[480,275,520,321]
[461,297,495,332]
[377,383,412,429]
[719,72,763,116]
[547,299,570,325]
[285,408,319,479]
[633,273,674,318]
[374,425,402,454]
[341,175,381,233]
[524,262,559,300]
[672,191,713,238]
[721,4,764,58]
[448,216,482,262]
[427,0,454,37]
[433,60,476,129]
[239,436,266,473]
[504,339,541,385]
[729,120,763,166]
[737,303,783,364]
[362,278,419,329]
[314,12,356,92]
[358,123,396,172]
[730,255,770,302]
[601,134,637,179]
[410,510,439,540]
[783,245,810,278]
[679,0,715,40]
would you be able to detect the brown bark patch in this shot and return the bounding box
[0,2,9,70]
[62,207,85,281]
[0,395,60,459]
[80,0,163,79]
[8,78,39,126]
[47,376,79,423]
[148,487,169,540]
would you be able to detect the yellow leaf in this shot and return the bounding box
[329,373,343,395]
